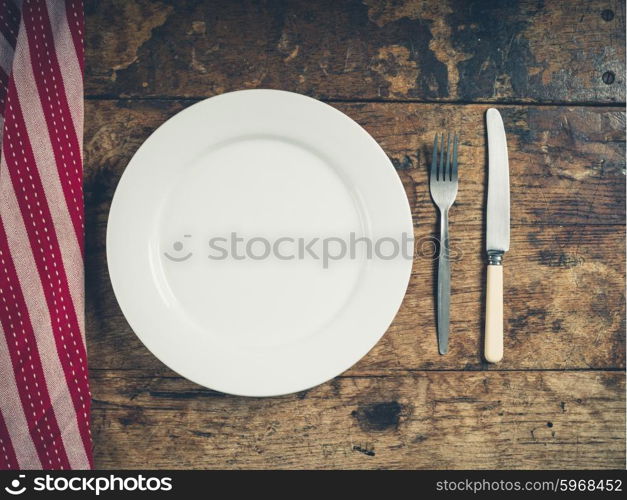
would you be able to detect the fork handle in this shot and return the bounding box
[484,263,503,363]
[437,209,450,355]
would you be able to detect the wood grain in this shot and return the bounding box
[84,101,625,373]
[90,370,625,469]
[84,0,626,103]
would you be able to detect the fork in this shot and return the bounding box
[429,132,459,355]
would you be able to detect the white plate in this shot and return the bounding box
[107,89,413,397]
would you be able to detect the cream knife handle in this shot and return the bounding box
[484,263,503,363]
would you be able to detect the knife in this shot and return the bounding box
[484,108,510,363]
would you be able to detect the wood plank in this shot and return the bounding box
[84,101,625,372]
[86,222,625,372]
[84,0,626,103]
[84,101,626,226]
[90,370,625,469]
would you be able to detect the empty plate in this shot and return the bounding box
[107,89,412,396]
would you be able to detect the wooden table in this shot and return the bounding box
[84,0,626,469]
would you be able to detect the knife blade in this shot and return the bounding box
[484,108,510,363]
[486,108,510,254]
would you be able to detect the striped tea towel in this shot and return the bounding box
[0,0,92,469]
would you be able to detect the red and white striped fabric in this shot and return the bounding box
[0,0,92,469]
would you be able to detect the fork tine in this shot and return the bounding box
[445,132,451,181]
[438,132,445,181]
[451,133,459,181]
[431,134,439,180]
